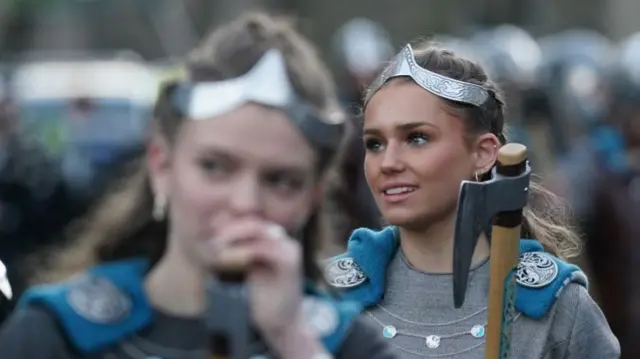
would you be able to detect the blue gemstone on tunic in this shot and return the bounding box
[471,324,486,338]
[382,325,397,339]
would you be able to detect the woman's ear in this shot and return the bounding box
[473,133,501,175]
[147,135,171,198]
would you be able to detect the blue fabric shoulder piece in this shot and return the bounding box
[323,226,398,307]
[304,286,362,353]
[323,229,588,320]
[18,258,152,354]
[515,240,588,319]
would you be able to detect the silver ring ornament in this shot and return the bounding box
[66,275,132,324]
[324,257,367,288]
[516,252,559,288]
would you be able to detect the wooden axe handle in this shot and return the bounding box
[485,143,528,359]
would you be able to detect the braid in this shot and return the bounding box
[365,42,582,258]
[485,87,508,145]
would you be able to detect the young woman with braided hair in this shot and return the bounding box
[325,42,620,358]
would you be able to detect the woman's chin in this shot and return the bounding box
[382,208,424,228]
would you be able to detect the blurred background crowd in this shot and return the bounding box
[0,0,638,357]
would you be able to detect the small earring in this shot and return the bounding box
[475,172,481,182]
[152,194,167,221]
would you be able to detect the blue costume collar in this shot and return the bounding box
[20,258,360,354]
[326,226,587,320]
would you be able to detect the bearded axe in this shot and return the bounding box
[452,143,531,358]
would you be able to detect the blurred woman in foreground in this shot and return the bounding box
[0,13,396,359]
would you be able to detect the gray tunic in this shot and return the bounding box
[0,305,397,359]
[365,250,620,358]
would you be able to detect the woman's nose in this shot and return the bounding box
[380,143,405,174]
[228,175,264,217]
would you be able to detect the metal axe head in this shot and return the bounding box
[452,150,531,308]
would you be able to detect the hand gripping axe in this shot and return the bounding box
[452,143,531,359]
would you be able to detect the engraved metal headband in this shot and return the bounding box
[370,44,490,107]
[169,49,344,151]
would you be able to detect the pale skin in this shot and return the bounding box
[144,103,329,358]
[362,80,501,274]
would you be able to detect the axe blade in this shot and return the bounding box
[453,180,489,308]
[452,162,532,308]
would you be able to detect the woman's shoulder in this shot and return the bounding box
[0,305,71,358]
[545,283,620,358]
[553,282,593,317]
[15,258,152,355]
[322,226,398,289]
[513,242,589,319]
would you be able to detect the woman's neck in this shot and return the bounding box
[144,242,207,317]
[399,213,490,273]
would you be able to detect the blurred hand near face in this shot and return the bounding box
[206,216,307,350]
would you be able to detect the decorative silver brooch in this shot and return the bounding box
[66,275,132,324]
[324,257,367,288]
[515,252,559,288]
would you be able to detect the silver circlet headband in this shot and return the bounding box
[170,49,344,151]
[371,44,489,107]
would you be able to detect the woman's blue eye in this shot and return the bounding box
[408,132,429,146]
[266,174,303,193]
[364,139,384,152]
[199,159,228,175]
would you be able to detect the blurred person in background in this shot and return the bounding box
[325,18,394,246]
[0,75,81,324]
[0,13,397,359]
[332,18,395,116]
[470,25,549,172]
[552,32,640,359]
[537,29,615,162]
[542,29,616,293]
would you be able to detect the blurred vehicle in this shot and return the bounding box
[10,54,160,197]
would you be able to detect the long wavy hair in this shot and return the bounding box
[364,43,582,259]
